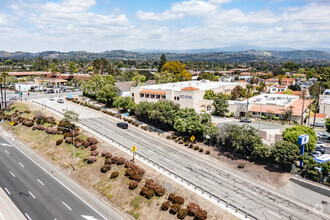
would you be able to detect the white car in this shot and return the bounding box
[49,97,54,101]
[317,133,330,140]
[314,122,325,127]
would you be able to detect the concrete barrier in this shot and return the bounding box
[275,134,283,142]
[290,177,330,197]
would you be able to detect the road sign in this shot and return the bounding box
[10,121,15,126]
[190,135,195,142]
[1,119,4,123]
[131,146,137,152]
[298,134,309,145]
[68,94,73,98]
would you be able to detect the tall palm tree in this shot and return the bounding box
[2,72,8,108]
[0,76,3,110]
[288,106,294,126]
[245,84,253,119]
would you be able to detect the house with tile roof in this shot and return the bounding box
[131,80,243,113]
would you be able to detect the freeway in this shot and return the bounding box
[0,131,125,220]
[35,98,329,220]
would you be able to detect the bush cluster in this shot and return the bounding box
[32,125,46,130]
[87,137,98,145]
[187,203,207,219]
[46,127,58,135]
[91,150,99,156]
[177,208,188,219]
[169,204,181,215]
[140,179,165,199]
[100,164,111,173]
[128,180,139,190]
[90,145,97,151]
[161,201,171,211]
[124,161,145,182]
[86,156,97,164]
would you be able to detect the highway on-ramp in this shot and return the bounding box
[0,132,124,220]
[34,98,330,220]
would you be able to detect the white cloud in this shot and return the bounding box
[136,10,184,21]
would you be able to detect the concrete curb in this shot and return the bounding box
[290,177,330,197]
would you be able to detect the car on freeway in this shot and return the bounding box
[49,96,54,101]
[57,98,64,103]
[315,146,325,154]
[240,118,252,123]
[117,122,128,129]
[317,133,330,140]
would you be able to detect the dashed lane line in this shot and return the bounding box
[37,179,44,186]
[29,191,36,199]
[62,201,72,211]
[5,150,9,154]
[4,187,10,195]
[10,171,15,177]
[268,210,282,219]
[19,162,24,168]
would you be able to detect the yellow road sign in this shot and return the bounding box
[10,121,15,126]
[131,146,137,152]
[190,135,195,142]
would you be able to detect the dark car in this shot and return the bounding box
[315,146,325,154]
[117,122,128,129]
[240,118,252,123]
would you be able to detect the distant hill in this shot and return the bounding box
[0,49,330,62]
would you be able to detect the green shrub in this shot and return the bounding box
[193,146,199,151]
[261,116,266,120]
[272,116,280,121]
[184,142,189,146]
[177,208,188,219]
[199,148,204,152]
[205,150,210,155]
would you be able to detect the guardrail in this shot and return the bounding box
[31,100,258,220]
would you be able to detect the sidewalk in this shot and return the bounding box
[0,187,25,220]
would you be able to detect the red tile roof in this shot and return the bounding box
[140,90,166,95]
[181,87,199,91]
[9,72,50,76]
[310,113,327,119]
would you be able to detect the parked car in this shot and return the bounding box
[44,90,54,94]
[57,98,64,103]
[49,96,54,101]
[74,88,81,92]
[315,146,325,154]
[317,133,330,140]
[310,151,322,158]
[117,122,128,129]
[316,141,326,148]
[314,122,325,127]
[240,118,252,123]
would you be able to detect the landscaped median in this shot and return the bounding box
[1,102,237,220]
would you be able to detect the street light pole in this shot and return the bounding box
[58,126,75,171]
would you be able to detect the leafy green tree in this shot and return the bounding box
[271,141,300,171]
[113,97,135,113]
[203,90,216,100]
[68,62,77,75]
[197,72,218,81]
[162,61,191,82]
[283,62,299,71]
[230,85,243,100]
[139,70,153,80]
[135,101,153,121]
[283,89,294,95]
[300,155,321,182]
[326,118,330,133]
[212,93,228,116]
[63,109,80,124]
[96,84,118,106]
[288,84,301,91]
[282,125,317,152]
[158,54,167,73]
[148,100,180,127]
[32,57,49,71]
[132,74,146,86]
[154,72,176,84]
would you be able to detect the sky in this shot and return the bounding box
[0,0,329,52]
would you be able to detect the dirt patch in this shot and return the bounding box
[3,102,237,220]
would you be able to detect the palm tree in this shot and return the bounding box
[0,76,3,109]
[288,106,294,126]
[245,84,253,119]
[2,72,8,108]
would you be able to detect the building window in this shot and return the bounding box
[132,93,134,97]
[156,95,160,99]
[145,94,149,98]
[140,94,144,97]
[174,97,177,100]
[207,105,211,112]
[151,94,155,98]
[162,95,166,99]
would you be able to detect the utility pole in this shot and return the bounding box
[259,103,262,129]
[313,84,321,129]
[300,91,305,125]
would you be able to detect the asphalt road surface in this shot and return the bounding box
[34,98,330,220]
[0,133,123,220]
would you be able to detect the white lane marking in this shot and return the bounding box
[4,188,11,195]
[5,150,9,154]
[29,191,36,199]
[268,210,282,219]
[1,143,12,147]
[10,171,15,177]
[19,162,24,168]
[1,132,108,220]
[81,215,99,220]
[62,201,72,211]
[25,213,32,220]
[279,204,291,211]
[234,193,246,200]
[37,179,44,186]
